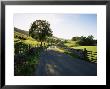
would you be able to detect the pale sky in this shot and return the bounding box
[14,13,97,39]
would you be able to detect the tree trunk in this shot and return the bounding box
[41,41,42,47]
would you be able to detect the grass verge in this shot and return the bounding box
[14,48,41,76]
[53,47,81,59]
[72,46,97,52]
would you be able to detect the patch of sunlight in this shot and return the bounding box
[48,47,65,53]
[46,64,57,68]
[24,39,40,45]
[46,64,57,74]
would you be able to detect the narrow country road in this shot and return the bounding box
[34,48,97,76]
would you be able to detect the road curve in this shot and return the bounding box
[34,49,97,76]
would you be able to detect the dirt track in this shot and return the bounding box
[34,49,97,76]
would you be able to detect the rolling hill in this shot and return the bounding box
[14,27,29,35]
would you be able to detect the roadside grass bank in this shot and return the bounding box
[14,47,42,76]
[51,46,97,63]
[72,46,97,52]
[49,46,81,59]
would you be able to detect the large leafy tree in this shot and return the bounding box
[29,20,53,46]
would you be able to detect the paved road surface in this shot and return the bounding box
[34,48,97,76]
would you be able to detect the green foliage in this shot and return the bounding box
[46,37,61,46]
[14,41,29,54]
[76,35,97,46]
[14,31,28,40]
[64,40,78,47]
[71,36,80,41]
[14,29,42,76]
[72,46,97,52]
[63,40,68,43]
[29,20,53,46]
[14,49,40,76]
[73,46,97,62]
[14,31,42,47]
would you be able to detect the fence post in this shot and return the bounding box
[83,48,88,60]
[91,51,93,60]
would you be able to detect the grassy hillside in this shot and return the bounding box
[14,31,40,47]
[14,27,41,76]
[64,40,78,47]
[14,27,29,35]
[63,40,97,52]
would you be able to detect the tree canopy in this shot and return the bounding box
[77,35,96,46]
[71,36,80,41]
[72,35,97,46]
[29,20,53,46]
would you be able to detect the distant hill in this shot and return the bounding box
[14,27,66,41]
[52,36,66,41]
[14,27,29,36]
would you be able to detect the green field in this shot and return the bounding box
[64,40,78,47]
[72,46,97,52]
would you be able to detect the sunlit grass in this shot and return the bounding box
[64,40,78,47]
[72,46,97,52]
[23,39,40,46]
[72,46,97,63]
[49,47,65,53]
[49,47,80,59]
[14,38,48,47]
[14,31,49,75]
[55,46,97,63]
